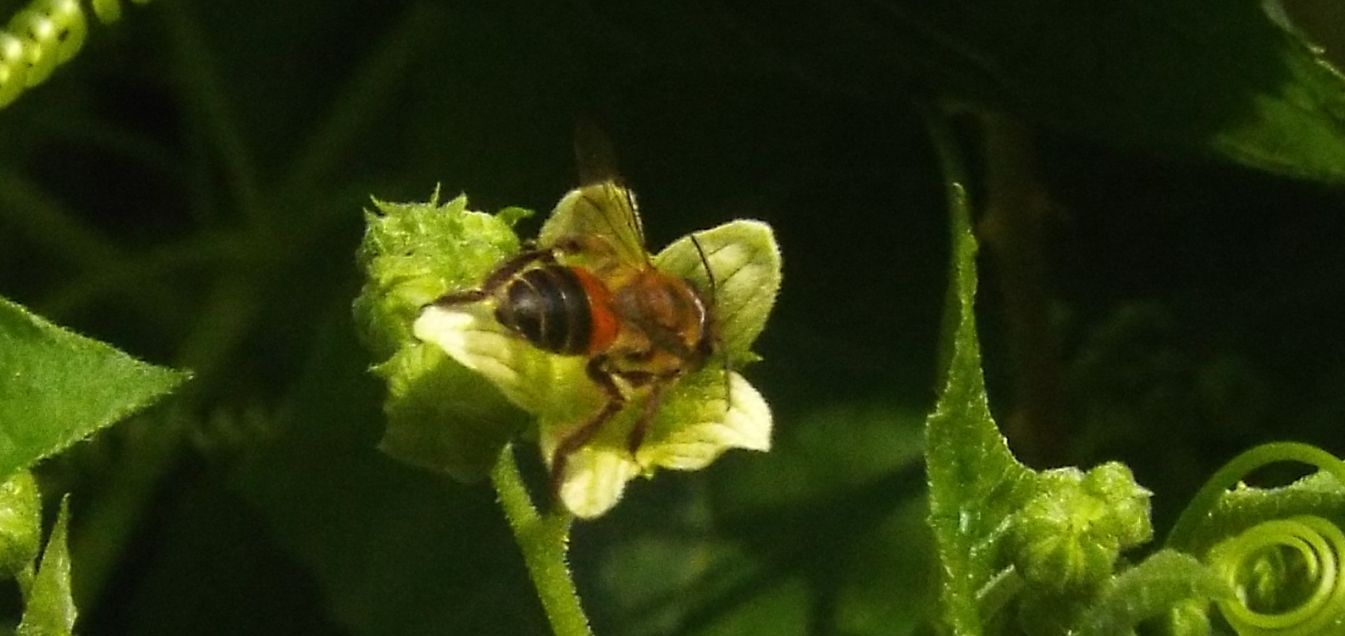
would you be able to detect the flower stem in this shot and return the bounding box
[491,445,593,636]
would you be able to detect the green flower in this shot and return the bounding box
[356,186,781,518]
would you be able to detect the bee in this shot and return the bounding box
[431,162,720,490]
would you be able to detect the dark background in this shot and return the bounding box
[1,1,1343,633]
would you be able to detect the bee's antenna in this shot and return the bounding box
[690,234,732,407]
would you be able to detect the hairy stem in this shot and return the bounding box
[490,446,593,636]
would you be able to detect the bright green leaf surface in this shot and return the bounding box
[923,136,1034,634]
[0,296,189,480]
[17,496,75,636]
[922,115,1198,633]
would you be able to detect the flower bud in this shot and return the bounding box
[1008,462,1153,591]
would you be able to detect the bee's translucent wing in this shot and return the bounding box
[539,122,648,265]
[540,179,650,266]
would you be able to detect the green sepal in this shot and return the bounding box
[17,496,75,636]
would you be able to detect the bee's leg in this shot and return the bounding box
[626,380,669,456]
[549,355,626,497]
[431,248,557,306]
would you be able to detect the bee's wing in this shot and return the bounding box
[540,179,649,266]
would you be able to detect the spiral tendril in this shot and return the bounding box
[0,0,150,109]
[1209,515,1345,635]
[1166,442,1345,634]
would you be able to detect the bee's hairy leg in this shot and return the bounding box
[625,380,668,456]
[549,355,626,501]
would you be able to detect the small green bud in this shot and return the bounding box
[1008,462,1153,592]
[353,191,531,481]
[352,191,526,359]
[0,470,41,578]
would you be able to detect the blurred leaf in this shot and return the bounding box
[588,404,932,635]
[691,576,811,636]
[231,310,548,635]
[0,296,189,480]
[578,1,1345,179]
[875,0,1345,181]
[17,496,75,636]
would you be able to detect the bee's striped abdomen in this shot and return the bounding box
[495,266,593,355]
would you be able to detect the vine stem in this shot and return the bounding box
[490,445,594,636]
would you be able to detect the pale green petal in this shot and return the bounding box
[655,220,781,362]
[557,446,642,519]
[637,372,771,471]
[412,304,598,423]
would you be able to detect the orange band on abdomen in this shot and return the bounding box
[569,267,619,353]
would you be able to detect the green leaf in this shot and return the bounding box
[0,296,189,480]
[0,470,40,578]
[923,119,1035,634]
[17,496,76,636]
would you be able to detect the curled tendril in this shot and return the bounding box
[0,0,150,109]
[1208,515,1345,634]
[1167,442,1345,634]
